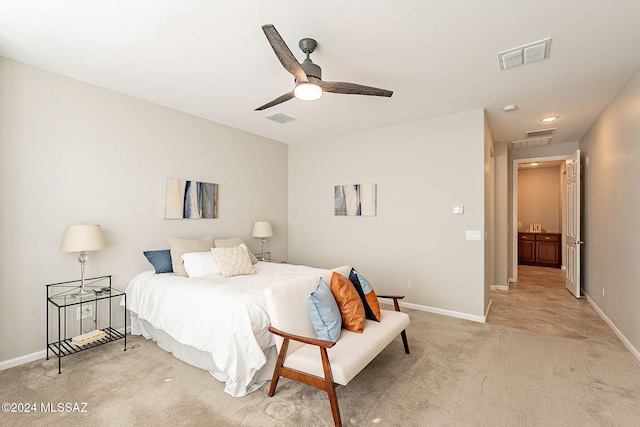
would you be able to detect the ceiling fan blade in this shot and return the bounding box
[262,24,308,83]
[255,91,295,111]
[319,81,393,97]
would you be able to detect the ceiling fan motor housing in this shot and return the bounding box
[298,38,322,79]
[301,60,321,80]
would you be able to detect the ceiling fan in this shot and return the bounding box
[255,24,393,111]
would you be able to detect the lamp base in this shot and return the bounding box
[73,289,94,300]
[74,252,93,299]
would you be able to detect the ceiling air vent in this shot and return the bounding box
[264,112,296,123]
[510,137,552,150]
[525,128,556,138]
[498,38,552,70]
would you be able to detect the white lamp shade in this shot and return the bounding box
[252,221,274,238]
[60,224,106,252]
[294,83,323,101]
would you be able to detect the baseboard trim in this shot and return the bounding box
[585,293,640,364]
[491,285,510,291]
[0,350,47,371]
[484,299,492,320]
[380,299,486,323]
[0,325,131,372]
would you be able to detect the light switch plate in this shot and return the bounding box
[452,205,464,215]
[466,230,482,240]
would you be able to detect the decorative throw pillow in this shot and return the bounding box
[181,251,222,278]
[211,244,256,278]
[329,272,365,334]
[308,278,342,342]
[143,250,173,274]
[349,268,382,322]
[167,237,215,277]
[214,237,259,264]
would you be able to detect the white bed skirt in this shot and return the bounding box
[131,316,277,397]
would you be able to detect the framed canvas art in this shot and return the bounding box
[164,178,218,219]
[334,184,377,216]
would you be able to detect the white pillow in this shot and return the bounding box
[214,237,260,264]
[167,236,215,277]
[211,244,255,278]
[181,251,222,278]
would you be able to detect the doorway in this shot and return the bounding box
[511,154,570,282]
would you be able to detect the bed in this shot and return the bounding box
[123,258,345,397]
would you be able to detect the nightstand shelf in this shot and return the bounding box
[47,327,125,358]
[46,275,127,374]
[254,252,287,263]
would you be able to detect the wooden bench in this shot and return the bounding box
[264,265,410,427]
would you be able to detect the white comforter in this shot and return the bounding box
[123,262,328,396]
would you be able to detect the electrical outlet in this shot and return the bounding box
[76,305,93,320]
[406,280,413,290]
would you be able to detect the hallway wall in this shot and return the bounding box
[580,65,640,359]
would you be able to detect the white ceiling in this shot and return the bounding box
[1,1,639,146]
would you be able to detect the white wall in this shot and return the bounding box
[580,66,640,357]
[518,166,562,233]
[0,58,288,364]
[509,142,580,163]
[288,109,487,320]
[493,141,509,290]
[483,115,496,310]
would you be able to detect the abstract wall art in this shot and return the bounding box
[164,178,218,219]
[334,183,377,216]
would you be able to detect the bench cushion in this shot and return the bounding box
[283,309,410,385]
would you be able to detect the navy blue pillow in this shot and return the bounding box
[143,250,173,274]
[349,268,381,321]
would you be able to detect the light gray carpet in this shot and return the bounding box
[2,309,640,427]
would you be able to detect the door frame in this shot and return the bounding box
[511,154,571,282]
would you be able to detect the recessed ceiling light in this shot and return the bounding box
[530,162,540,167]
[542,116,558,122]
[503,104,518,112]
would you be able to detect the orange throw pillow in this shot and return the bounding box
[330,272,365,333]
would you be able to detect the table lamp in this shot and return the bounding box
[60,224,106,297]
[252,221,273,261]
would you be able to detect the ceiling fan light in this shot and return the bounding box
[294,83,322,101]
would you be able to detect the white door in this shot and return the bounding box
[565,149,582,297]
